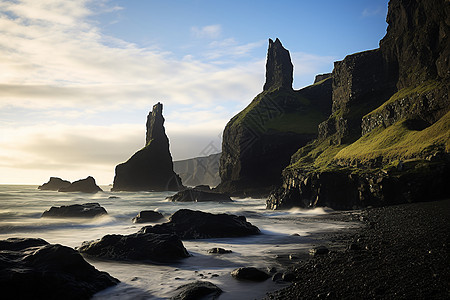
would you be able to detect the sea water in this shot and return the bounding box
[0,185,351,299]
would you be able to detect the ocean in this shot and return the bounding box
[0,185,351,299]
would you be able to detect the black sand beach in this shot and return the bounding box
[266,199,450,299]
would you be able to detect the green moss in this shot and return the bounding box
[365,80,443,118]
[335,110,450,162]
[264,110,327,134]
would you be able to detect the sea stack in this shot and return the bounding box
[112,103,183,191]
[263,38,293,91]
[216,39,332,196]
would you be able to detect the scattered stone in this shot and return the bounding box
[139,209,260,239]
[267,267,277,274]
[348,243,362,251]
[78,232,189,262]
[309,246,329,256]
[58,176,103,193]
[38,177,71,191]
[167,188,232,202]
[41,203,107,218]
[272,272,283,282]
[0,238,118,299]
[231,267,270,281]
[289,254,299,260]
[207,247,232,254]
[108,196,120,199]
[171,281,222,300]
[132,210,165,223]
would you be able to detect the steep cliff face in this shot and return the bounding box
[216,39,332,197]
[267,0,450,210]
[173,153,221,187]
[112,103,183,191]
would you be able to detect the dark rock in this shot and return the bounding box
[0,238,118,299]
[263,38,293,91]
[173,154,221,188]
[132,210,165,223]
[231,267,270,281]
[348,243,362,251]
[167,188,232,202]
[42,203,107,218]
[58,176,102,193]
[309,246,329,256]
[207,247,232,254]
[38,177,71,191]
[314,73,332,84]
[282,272,296,282]
[272,272,283,282]
[112,103,183,192]
[268,0,450,211]
[194,184,212,191]
[139,209,260,239]
[171,281,222,300]
[78,232,189,262]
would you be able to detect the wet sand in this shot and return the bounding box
[266,199,450,299]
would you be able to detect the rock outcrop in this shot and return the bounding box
[267,0,450,210]
[112,103,183,191]
[38,177,71,190]
[0,238,118,299]
[173,153,221,187]
[216,39,332,197]
[166,188,232,202]
[58,176,103,193]
[171,281,222,300]
[132,210,165,223]
[263,38,293,91]
[42,203,108,218]
[139,209,260,239]
[78,232,189,262]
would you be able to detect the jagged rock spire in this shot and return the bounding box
[263,38,293,91]
[146,102,166,146]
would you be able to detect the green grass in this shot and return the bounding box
[335,110,450,162]
[264,110,327,134]
[365,80,443,118]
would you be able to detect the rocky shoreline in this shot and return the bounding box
[265,199,450,299]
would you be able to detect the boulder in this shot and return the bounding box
[171,281,222,300]
[309,246,329,256]
[166,188,232,202]
[112,103,183,191]
[0,238,118,299]
[231,267,270,281]
[41,203,107,218]
[132,210,165,223]
[38,177,71,191]
[78,232,189,262]
[139,209,260,239]
[58,176,102,193]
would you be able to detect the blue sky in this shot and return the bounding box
[0,0,388,184]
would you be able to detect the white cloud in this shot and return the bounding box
[191,24,222,39]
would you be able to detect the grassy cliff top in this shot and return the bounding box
[228,78,331,135]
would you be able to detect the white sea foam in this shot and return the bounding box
[0,184,354,299]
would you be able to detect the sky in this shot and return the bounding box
[0,0,389,185]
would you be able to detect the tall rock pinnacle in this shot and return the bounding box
[112,102,183,191]
[263,38,293,91]
[146,102,165,146]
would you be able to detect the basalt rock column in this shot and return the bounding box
[112,103,183,191]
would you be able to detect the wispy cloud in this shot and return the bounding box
[191,24,222,39]
[361,7,386,18]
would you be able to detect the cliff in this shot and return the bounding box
[216,38,332,196]
[173,153,221,187]
[267,0,450,210]
[112,103,183,191]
